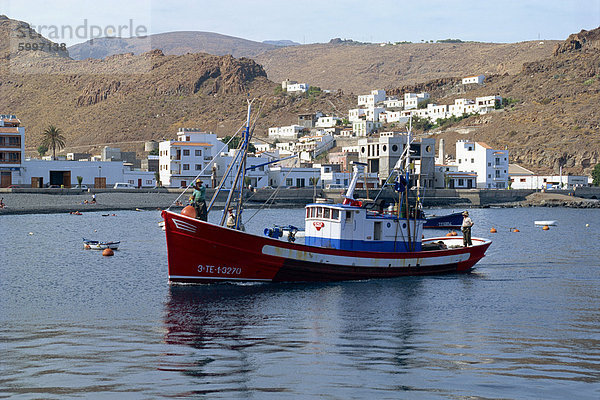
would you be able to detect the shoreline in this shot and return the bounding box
[1,190,598,216]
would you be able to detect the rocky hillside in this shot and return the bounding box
[68,31,278,60]
[0,17,354,155]
[254,40,559,93]
[402,27,600,175]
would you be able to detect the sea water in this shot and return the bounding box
[1,207,599,399]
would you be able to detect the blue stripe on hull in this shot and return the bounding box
[305,237,422,252]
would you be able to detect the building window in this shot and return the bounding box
[195,150,202,156]
[128,180,134,184]
[183,149,190,156]
[488,162,491,166]
[471,158,474,163]
[458,179,464,186]
[146,180,152,184]
[183,164,189,170]
[458,159,461,163]
[488,174,491,178]
[495,170,500,178]
[195,164,202,170]
[286,178,293,186]
[520,178,526,182]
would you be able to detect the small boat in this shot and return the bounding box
[83,238,120,250]
[423,212,463,229]
[161,102,492,283]
[534,220,557,226]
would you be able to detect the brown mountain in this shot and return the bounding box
[396,28,600,175]
[0,17,354,155]
[1,15,598,176]
[67,31,278,60]
[254,40,560,93]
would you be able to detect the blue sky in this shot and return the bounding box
[2,0,599,46]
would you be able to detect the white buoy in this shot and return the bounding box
[28,232,34,235]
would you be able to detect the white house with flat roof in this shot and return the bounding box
[508,164,589,189]
[268,166,321,188]
[286,83,309,93]
[315,116,341,128]
[158,128,223,188]
[358,90,386,107]
[268,125,305,140]
[455,140,509,189]
[462,75,485,85]
[404,92,430,110]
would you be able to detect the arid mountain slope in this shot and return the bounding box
[254,41,559,93]
[402,28,600,175]
[0,17,354,155]
[68,31,278,60]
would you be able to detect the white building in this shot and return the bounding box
[214,149,271,189]
[348,108,366,122]
[268,166,321,188]
[404,92,430,110]
[268,125,305,140]
[315,116,341,128]
[433,164,477,189]
[158,128,223,188]
[455,140,509,189]
[296,134,335,162]
[475,96,502,113]
[365,106,385,122]
[383,98,404,109]
[21,159,155,188]
[462,75,485,85]
[358,90,386,108]
[286,83,309,93]
[0,114,24,187]
[508,164,589,189]
[352,120,380,136]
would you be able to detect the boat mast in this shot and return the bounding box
[220,98,254,228]
[405,116,413,251]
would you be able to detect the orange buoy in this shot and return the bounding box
[452,231,458,236]
[542,225,549,230]
[446,232,453,237]
[181,205,196,218]
[490,227,497,233]
[513,228,520,232]
[102,248,114,256]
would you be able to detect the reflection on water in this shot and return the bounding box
[2,208,600,399]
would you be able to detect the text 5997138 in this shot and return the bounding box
[17,42,67,52]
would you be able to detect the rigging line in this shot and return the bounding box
[245,154,300,224]
[167,121,245,211]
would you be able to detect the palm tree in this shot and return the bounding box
[41,125,66,160]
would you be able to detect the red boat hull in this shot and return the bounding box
[162,210,491,283]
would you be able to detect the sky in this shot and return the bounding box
[2,0,599,46]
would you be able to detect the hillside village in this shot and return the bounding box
[1,17,599,192]
[1,71,591,192]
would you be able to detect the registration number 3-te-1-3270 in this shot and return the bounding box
[197,265,242,275]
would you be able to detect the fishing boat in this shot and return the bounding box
[161,101,492,283]
[83,238,120,250]
[423,211,463,229]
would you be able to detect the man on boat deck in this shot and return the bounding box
[191,180,208,221]
[461,211,474,247]
[226,207,236,229]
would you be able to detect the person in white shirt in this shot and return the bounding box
[461,211,474,247]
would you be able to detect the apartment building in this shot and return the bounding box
[0,114,24,187]
[455,140,509,189]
